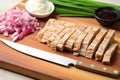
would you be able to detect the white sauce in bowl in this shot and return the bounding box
[26,0,51,15]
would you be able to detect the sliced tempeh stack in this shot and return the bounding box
[95,29,115,61]
[85,29,108,59]
[102,43,117,64]
[80,27,100,56]
[36,19,118,65]
[73,27,92,56]
[64,26,87,52]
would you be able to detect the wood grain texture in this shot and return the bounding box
[0,0,120,80]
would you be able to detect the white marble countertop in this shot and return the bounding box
[0,0,120,80]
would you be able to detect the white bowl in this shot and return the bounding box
[25,1,55,18]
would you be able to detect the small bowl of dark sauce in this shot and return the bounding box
[94,7,120,27]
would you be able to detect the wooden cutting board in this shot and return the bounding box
[0,0,120,80]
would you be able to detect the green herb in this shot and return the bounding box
[49,0,120,17]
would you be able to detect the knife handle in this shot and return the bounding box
[75,61,120,78]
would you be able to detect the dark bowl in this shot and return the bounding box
[94,7,120,27]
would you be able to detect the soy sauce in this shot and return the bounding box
[97,9,117,19]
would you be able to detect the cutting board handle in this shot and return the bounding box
[75,61,120,78]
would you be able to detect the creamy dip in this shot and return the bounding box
[26,0,51,14]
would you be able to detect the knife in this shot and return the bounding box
[0,38,120,78]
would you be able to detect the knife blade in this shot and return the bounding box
[0,38,120,78]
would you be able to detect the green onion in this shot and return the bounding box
[59,14,93,17]
[49,0,120,17]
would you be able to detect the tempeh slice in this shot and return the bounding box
[52,19,66,26]
[40,25,59,43]
[40,19,67,43]
[57,28,76,51]
[85,29,108,59]
[50,28,70,51]
[45,19,56,26]
[80,27,100,56]
[65,26,87,51]
[102,43,117,64]
[95,29,115,61]
[73,27,92,56]
[36,27,48,42]
[36,19,56,42]
[47,25,65,47]
[64,21,77,28]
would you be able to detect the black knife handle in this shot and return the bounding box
[75,61,120,78]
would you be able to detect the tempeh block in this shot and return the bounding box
[102,43,117,64]
[95,30,115,61]
[86,29,107,59]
